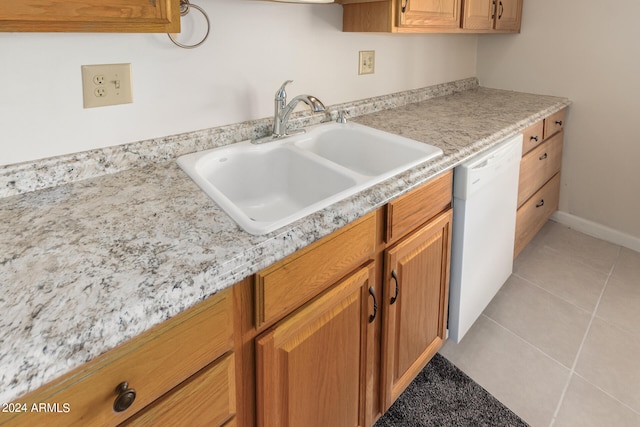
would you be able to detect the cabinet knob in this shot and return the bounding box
[113,382,137,412]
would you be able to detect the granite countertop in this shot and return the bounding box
[0,83,570,403]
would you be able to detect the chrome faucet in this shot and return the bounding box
[253,80,326,144]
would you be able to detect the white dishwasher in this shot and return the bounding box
[448,133,523,343]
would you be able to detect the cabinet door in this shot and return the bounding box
[381,209,452,409]
[398,0,461,29]
[494,0,522,31]
[256,264,376,427]
[461,0,494,30]
[0,0,179,33]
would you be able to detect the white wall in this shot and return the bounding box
[477,0,640,241]
[0,0,477,166]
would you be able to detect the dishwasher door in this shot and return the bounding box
[448,134,523,343]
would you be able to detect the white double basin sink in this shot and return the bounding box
[177,122,443,235]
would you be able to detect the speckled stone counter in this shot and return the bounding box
[0,80,570,403]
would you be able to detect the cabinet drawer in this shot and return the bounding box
[2,288,233,427]
[514,173,561,258]
[122,353,236,427]
[386,170,452,243]
[255,212,376,329]
[522,120,544,155]
[544,108,566,139]
[517,131,563,207]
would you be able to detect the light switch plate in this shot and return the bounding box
[81,63,133,108]
[358,50,375,75]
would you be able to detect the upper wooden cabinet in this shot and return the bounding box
[400,0,461,30]
[0,0,180,33]
[462,0,522,31]
[340,0,522,33]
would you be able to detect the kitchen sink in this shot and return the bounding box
[295,123,440,177]
[181,144,356,226]
[177,122,442,235]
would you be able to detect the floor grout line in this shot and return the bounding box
[480,313,572,369]
[446,222,637,426]
[547,245,621,427]
[571,372,640,417]
[512,272,593,315]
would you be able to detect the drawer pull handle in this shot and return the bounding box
[539,153,548,160]
[536,199,545,208]
[530,135,539,142]
[114,382,137,412]
[491,0,496,18]
[368,286,378,323]
[555,120,563,126]
[498,1,504,19]
[390,270,399,305]
[401,0,408,13]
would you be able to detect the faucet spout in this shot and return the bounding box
[297,95,326,113]
[259,80,326,142]
[277,94,326,135]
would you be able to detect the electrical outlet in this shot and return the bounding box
[358,50,375,75]
[81,63,133,108]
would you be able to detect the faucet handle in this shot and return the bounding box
[275,80,293,100]
[336,110,348,124]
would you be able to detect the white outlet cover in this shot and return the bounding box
[81,63,133,108]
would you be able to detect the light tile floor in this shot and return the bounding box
[440,220,640,427]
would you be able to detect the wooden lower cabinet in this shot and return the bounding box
[255,263,376,427]
[381,209,452,409]
[250,174,453,426]
[122,353,236,427]
[515,173,561,257]
[517,131,563,207]
[515,107,567,258]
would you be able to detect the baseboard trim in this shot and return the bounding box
[551,211,640,253]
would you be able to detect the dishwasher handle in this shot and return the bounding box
[470,143,520,171]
